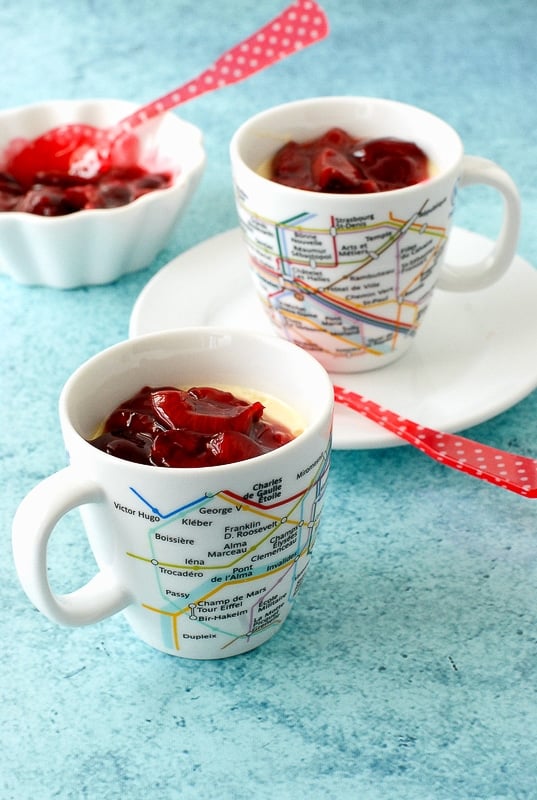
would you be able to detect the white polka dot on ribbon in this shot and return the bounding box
[124,0,329,132]
[333,386,537,498]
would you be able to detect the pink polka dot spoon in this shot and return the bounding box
[333,385,537,498]
[5,0,329,185]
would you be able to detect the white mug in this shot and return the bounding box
[230,96,521,373]
[12,328,333,659]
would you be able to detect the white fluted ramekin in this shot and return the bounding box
[0,99,205,288]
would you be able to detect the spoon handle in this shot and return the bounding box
[333,385,537,498]
[116,0,329,133]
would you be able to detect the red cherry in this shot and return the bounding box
[271,127,429,193]
[151,429,211,468]
[311,148,372,193]
[89,385,294,467]
[0,132,172,215]
[6,129,101,188]
[207,431,267,465]
[152,388,264,435]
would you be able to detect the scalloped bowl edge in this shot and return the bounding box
[0,99,206,288]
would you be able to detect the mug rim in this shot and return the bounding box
[230,94,464,198]
[59,327,334,474]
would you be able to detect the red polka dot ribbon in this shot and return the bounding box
[120,1,329,132]
[333,385,537,498]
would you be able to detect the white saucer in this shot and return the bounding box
[130,227,537,449]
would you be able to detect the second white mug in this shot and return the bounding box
[230,96,521,373]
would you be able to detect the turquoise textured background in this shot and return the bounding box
[2,1,537,798]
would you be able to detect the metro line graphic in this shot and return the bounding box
[129,481,315,521]
[323,201,430,290]
[236,190,453,367]
[155,554,303,651]
[243,199,447,358]
[123,449,330,652]
[260,201,444,271]
[128,460,328,567]
[271,276,419,335]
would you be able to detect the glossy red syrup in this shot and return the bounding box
[0,164,172,216]
[270,127,429,193]
[89,385,295,468]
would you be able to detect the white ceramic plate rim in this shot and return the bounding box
[130,227,537,449]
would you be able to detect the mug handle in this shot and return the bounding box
[436,155,521,292]
[12,467,132,626]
